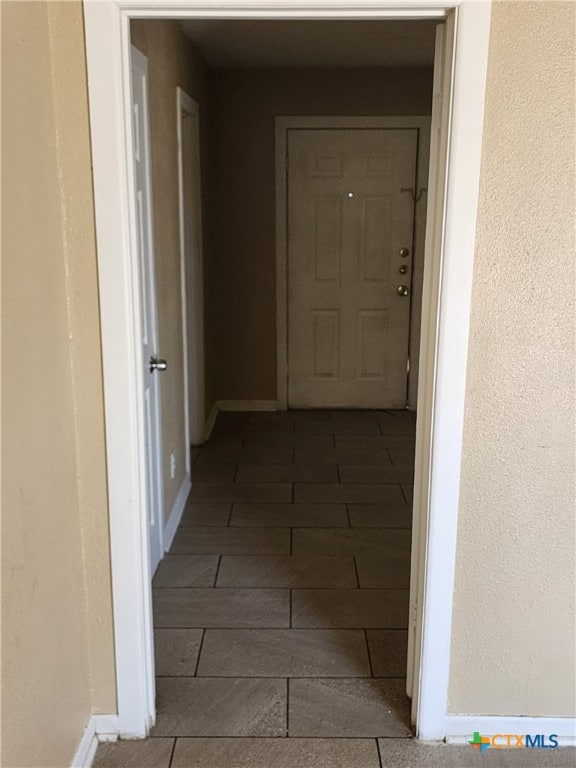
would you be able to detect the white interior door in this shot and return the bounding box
[287,128,417,408]
[131,47,164,575]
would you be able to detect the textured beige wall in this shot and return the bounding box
[1,2,116,766]
[449,1,576,716]
[130,21,209,507]
[207,67,433,402]
[131,21,210,498]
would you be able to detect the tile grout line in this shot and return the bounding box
[148,734,412,741]
[158,674,408,679]
[376,736,384,768]
[286,678,290,737]
[154,586,410,592]
[213,556,222,587]
[353,555,361,588]
[167,737,177,768]
[193,629,206,677]
[156,625,409,630]
[364,629,375,678]
[399,483,408,504]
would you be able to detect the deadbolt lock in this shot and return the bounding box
[399,265,408,275]
[397,285,409,296]
[399,247,410,258]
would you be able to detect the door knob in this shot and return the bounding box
[396,285,409,296]
[399,247,410,257]
[149,357,167,372]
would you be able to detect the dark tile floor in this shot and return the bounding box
[93,410,575,767]
[153,409,414,748]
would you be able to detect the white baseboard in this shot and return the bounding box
[204,401,219,439]
[163,476,192,552]
[445,715,576,745]
[71,714,119,767]
[204,400,279,439]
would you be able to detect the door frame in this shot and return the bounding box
[176,88,205,447]
[83,0,492,741]
[275,116,431,411]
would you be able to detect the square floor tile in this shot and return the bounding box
[289,678,411,737]
[356,553,411,588]
[171,527,290,555]
[180,503,231,527]
[236,464,339,482]
[292,528,411,557]
[284,410,333,422]
[216,555,357,588]
[230,503,348,528]
[387,449,415,467]
[196,447,293,464]
[292,588,409,628]
[154,677,286,736]
[401,484,413,505]
[210,414,248,430]
[348,504,412,529]
[190,464,236,483]
[244,433,335,450]
[189,482,292,503]
[295,483,405,505]
[294,448,392,465]
[377,740,576,767]
[378,413,416,436]
[153,588,289,628]
[153,556,219,588]
[154,628,203,676]
[204,434,244,447]
[331,422,383,435]
[93,739,174,768]
[197,629,371,677]
[335,436,415,451]
[366,630,408,676]
[339,465,414,483]
[172,738,380,767]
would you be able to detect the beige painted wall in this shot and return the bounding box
[449,1,576,716]
[130,21,209,508]
[207,68,433,403]
[1,2,116,766]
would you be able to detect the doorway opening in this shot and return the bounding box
[84,0,492,747]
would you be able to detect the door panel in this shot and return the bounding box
[131,47,164,576]
[287,129,417,408]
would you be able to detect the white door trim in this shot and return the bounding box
[275,115,431,410]
[176,88,205,447]
[83,0,492,741]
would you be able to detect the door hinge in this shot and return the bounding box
[407,357,411,374]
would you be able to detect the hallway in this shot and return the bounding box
[93,408,575,767]
[99,408,416,765]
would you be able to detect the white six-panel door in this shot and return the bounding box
[287,128,417,408]
[131,47,164,575]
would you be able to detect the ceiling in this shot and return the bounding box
[179,20,437,69]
